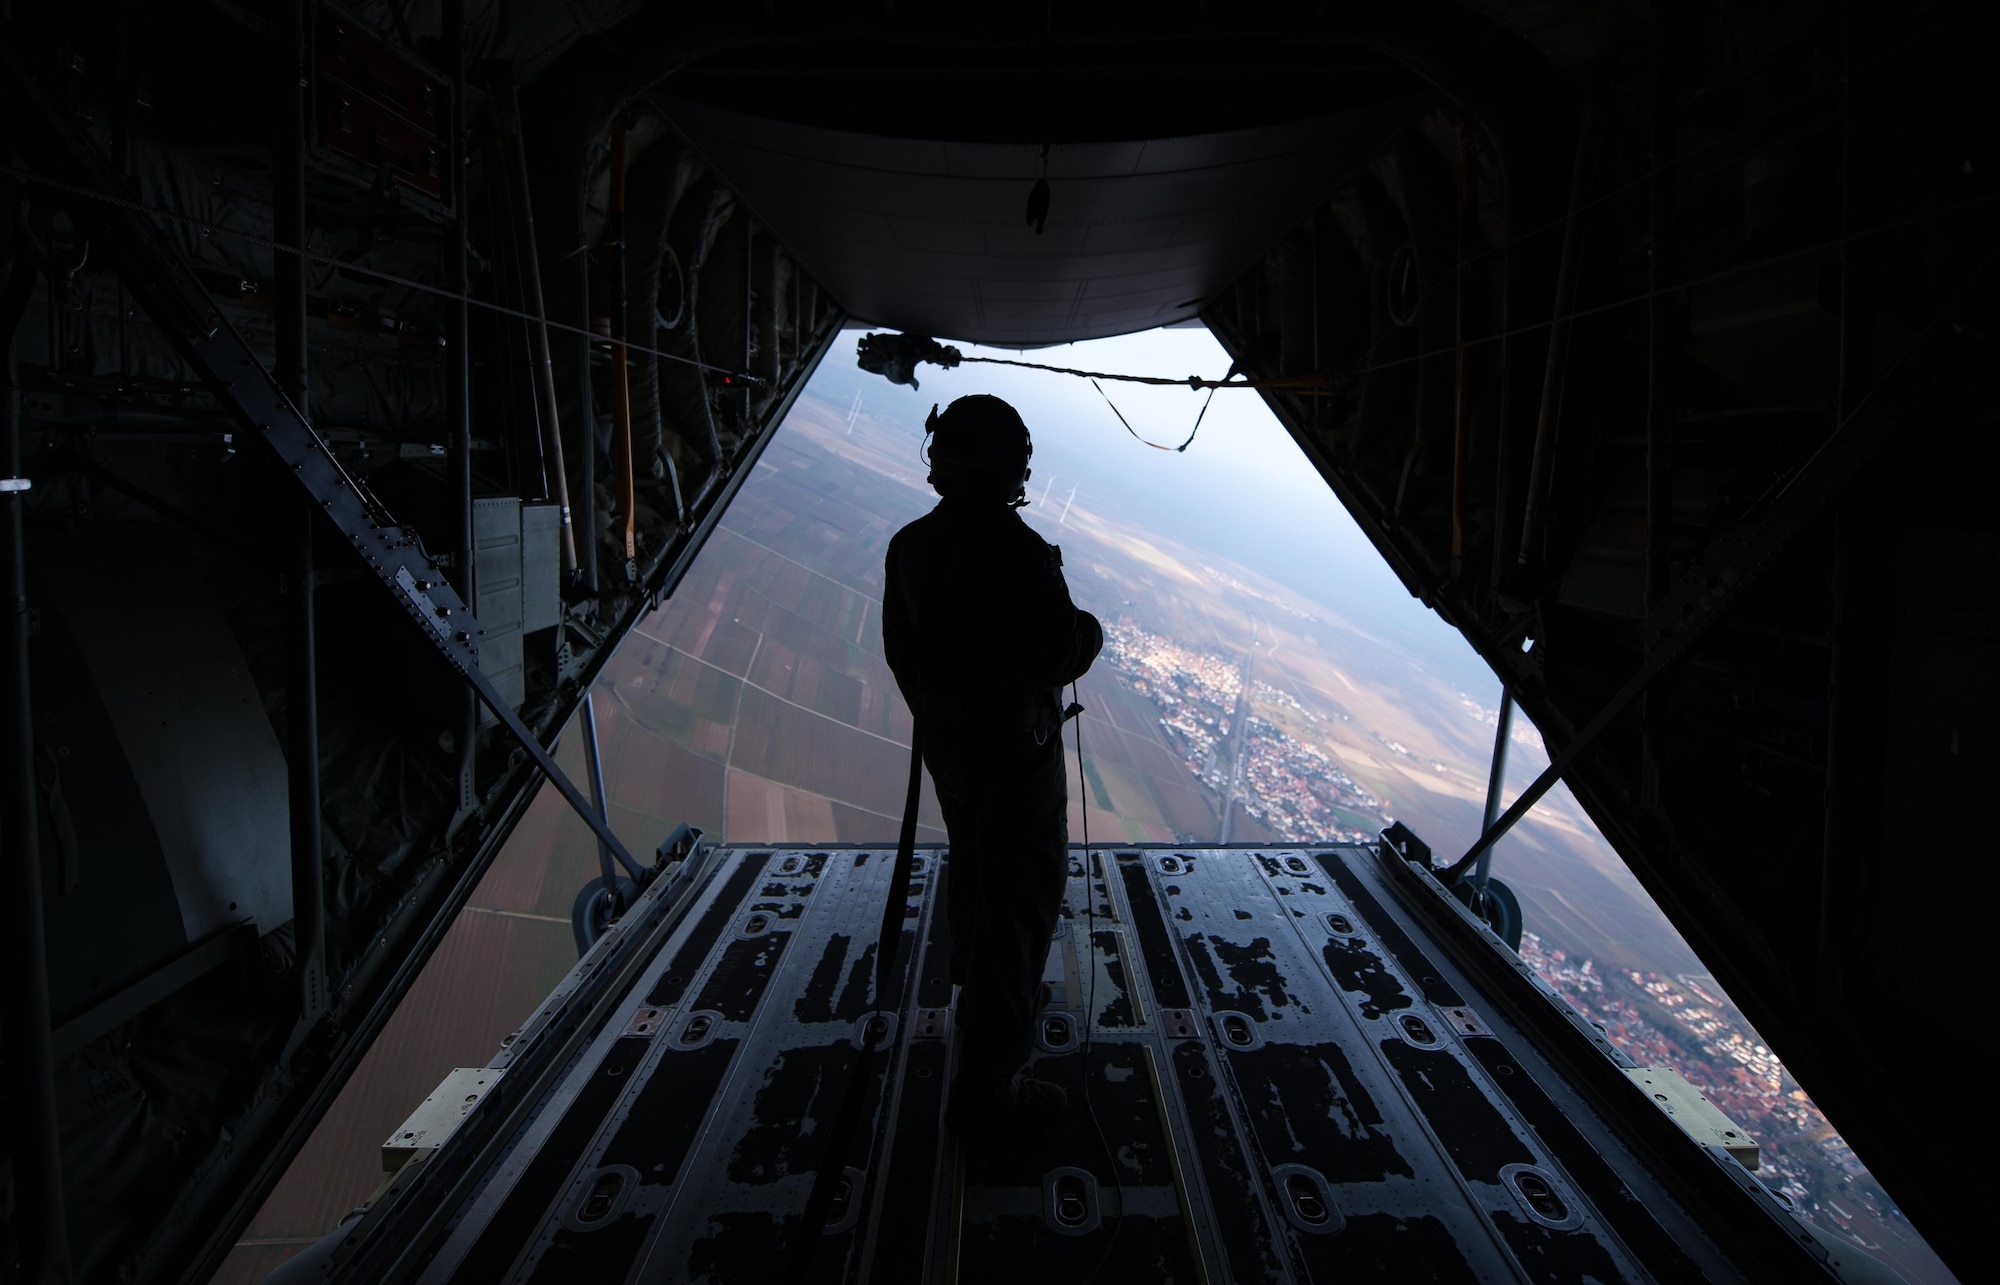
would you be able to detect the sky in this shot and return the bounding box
[811,321,1633,922]
[818,326,1480,682]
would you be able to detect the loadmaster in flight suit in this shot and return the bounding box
[882,394,1103,1138]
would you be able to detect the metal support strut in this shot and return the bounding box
[1444,246,1999,883]
[1473,686,1513,890]
[491,65,580,584]
[581,689,642,889]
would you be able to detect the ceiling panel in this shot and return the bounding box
[658,93,1431,345]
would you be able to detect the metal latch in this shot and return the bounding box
[381,1067,502,1171]
[1439,1005,1492,1037]
[623,1006,665,1038]
[1625,1065,1760,1169]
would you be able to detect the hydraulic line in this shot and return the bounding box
[607,115,638,576]
[574,207,598,594]
[493,69,579,580]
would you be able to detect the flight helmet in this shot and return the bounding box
[923,394,1033,505]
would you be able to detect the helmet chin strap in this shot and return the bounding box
[1008,465,1031,508]
[921,402,941,469]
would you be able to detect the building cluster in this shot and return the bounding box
[1103,622,1243,707]
[1099,621,1384,843]
[1101,621,1242,778]
[1518,934,1902,1242]
[1233,717,1381,841]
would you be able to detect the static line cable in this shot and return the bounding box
[0,163,768,387]
[966,352,1336,393]
[857,330,1337,394]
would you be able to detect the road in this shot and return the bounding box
[1216,620,1258,843]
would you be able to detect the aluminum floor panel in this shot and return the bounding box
[393,845,1803,1285]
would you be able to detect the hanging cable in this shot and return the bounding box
[1089,377,1218,452]
[861,188,1998,425]
[860,330,1336,393]
[965,352,1336,393]
[856,177,2000,429]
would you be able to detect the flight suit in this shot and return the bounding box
[883,495,1103,1096]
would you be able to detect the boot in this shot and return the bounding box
[945,1071,1068,1140]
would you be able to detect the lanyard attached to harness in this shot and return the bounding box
[787,718,924,1269]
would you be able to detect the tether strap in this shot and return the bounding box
[878,718,924,995]
[785,720,923,1270]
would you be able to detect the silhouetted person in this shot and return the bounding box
[883,394,1103,1138]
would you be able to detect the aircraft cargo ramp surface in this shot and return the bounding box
[315,840,1860,1285]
